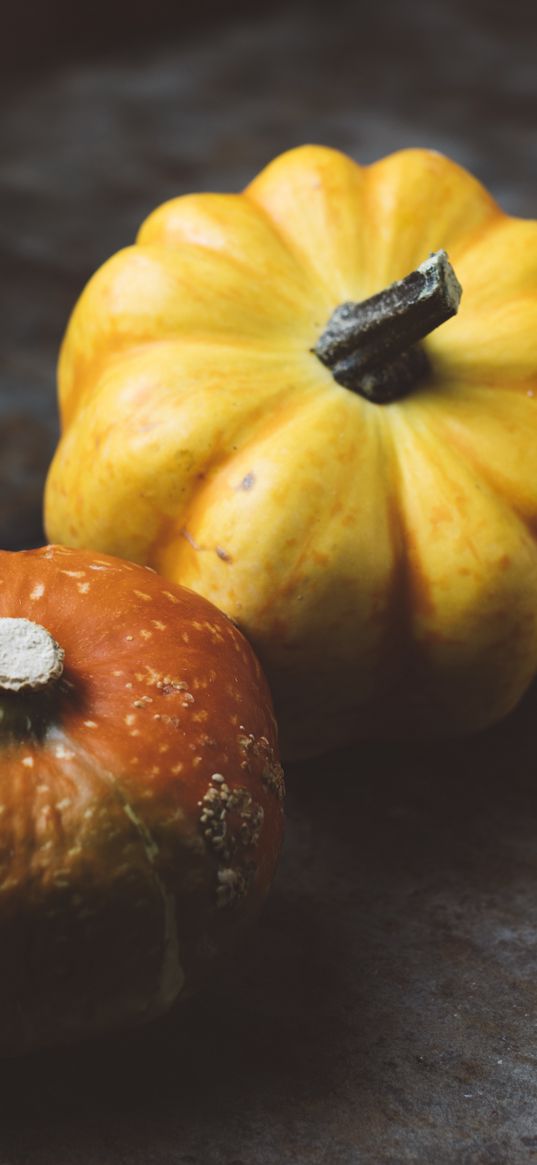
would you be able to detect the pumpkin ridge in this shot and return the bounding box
[453,217,537,305]
[154,389,396,655]
[137,237,316,315]
[415,394,537,538]
[242,185,337,298]
[149,372,341,577]
[425,293,537,388]
[48,349,328,568]
[389,411,537,613]
[137,190,316,299]
[60,334,319,426]
[381,415,537,735]
[371,415,423,672]
[366,148,501,219]
[58,241,317,426]
[245,146,368,302]
[362,150,502,296]
[436,208,504,264]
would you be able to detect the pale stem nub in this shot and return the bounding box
[0,618,64,692]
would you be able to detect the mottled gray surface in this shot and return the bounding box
[1,1,536,1161]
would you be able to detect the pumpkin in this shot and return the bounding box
[44,146,537,758]
[0,544,284,1053]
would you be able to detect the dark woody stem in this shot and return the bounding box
[314,250,462,404]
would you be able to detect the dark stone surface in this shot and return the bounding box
[2,703,537,1165]
[0,1,536,1160]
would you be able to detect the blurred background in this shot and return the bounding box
[1,2,536,1162]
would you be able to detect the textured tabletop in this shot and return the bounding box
[1,1,536,1161]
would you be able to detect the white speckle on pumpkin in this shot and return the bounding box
[163,591,181,605]
[29,583,45,600]
[54,744,75,760]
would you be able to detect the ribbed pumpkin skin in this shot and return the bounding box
[45,147,537,758]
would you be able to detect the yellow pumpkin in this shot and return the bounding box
[45,146,537,758]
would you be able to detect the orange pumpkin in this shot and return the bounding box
[0,545,284,1053]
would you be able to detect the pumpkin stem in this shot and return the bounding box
[314,250,462,403]
[0,618,64,692]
